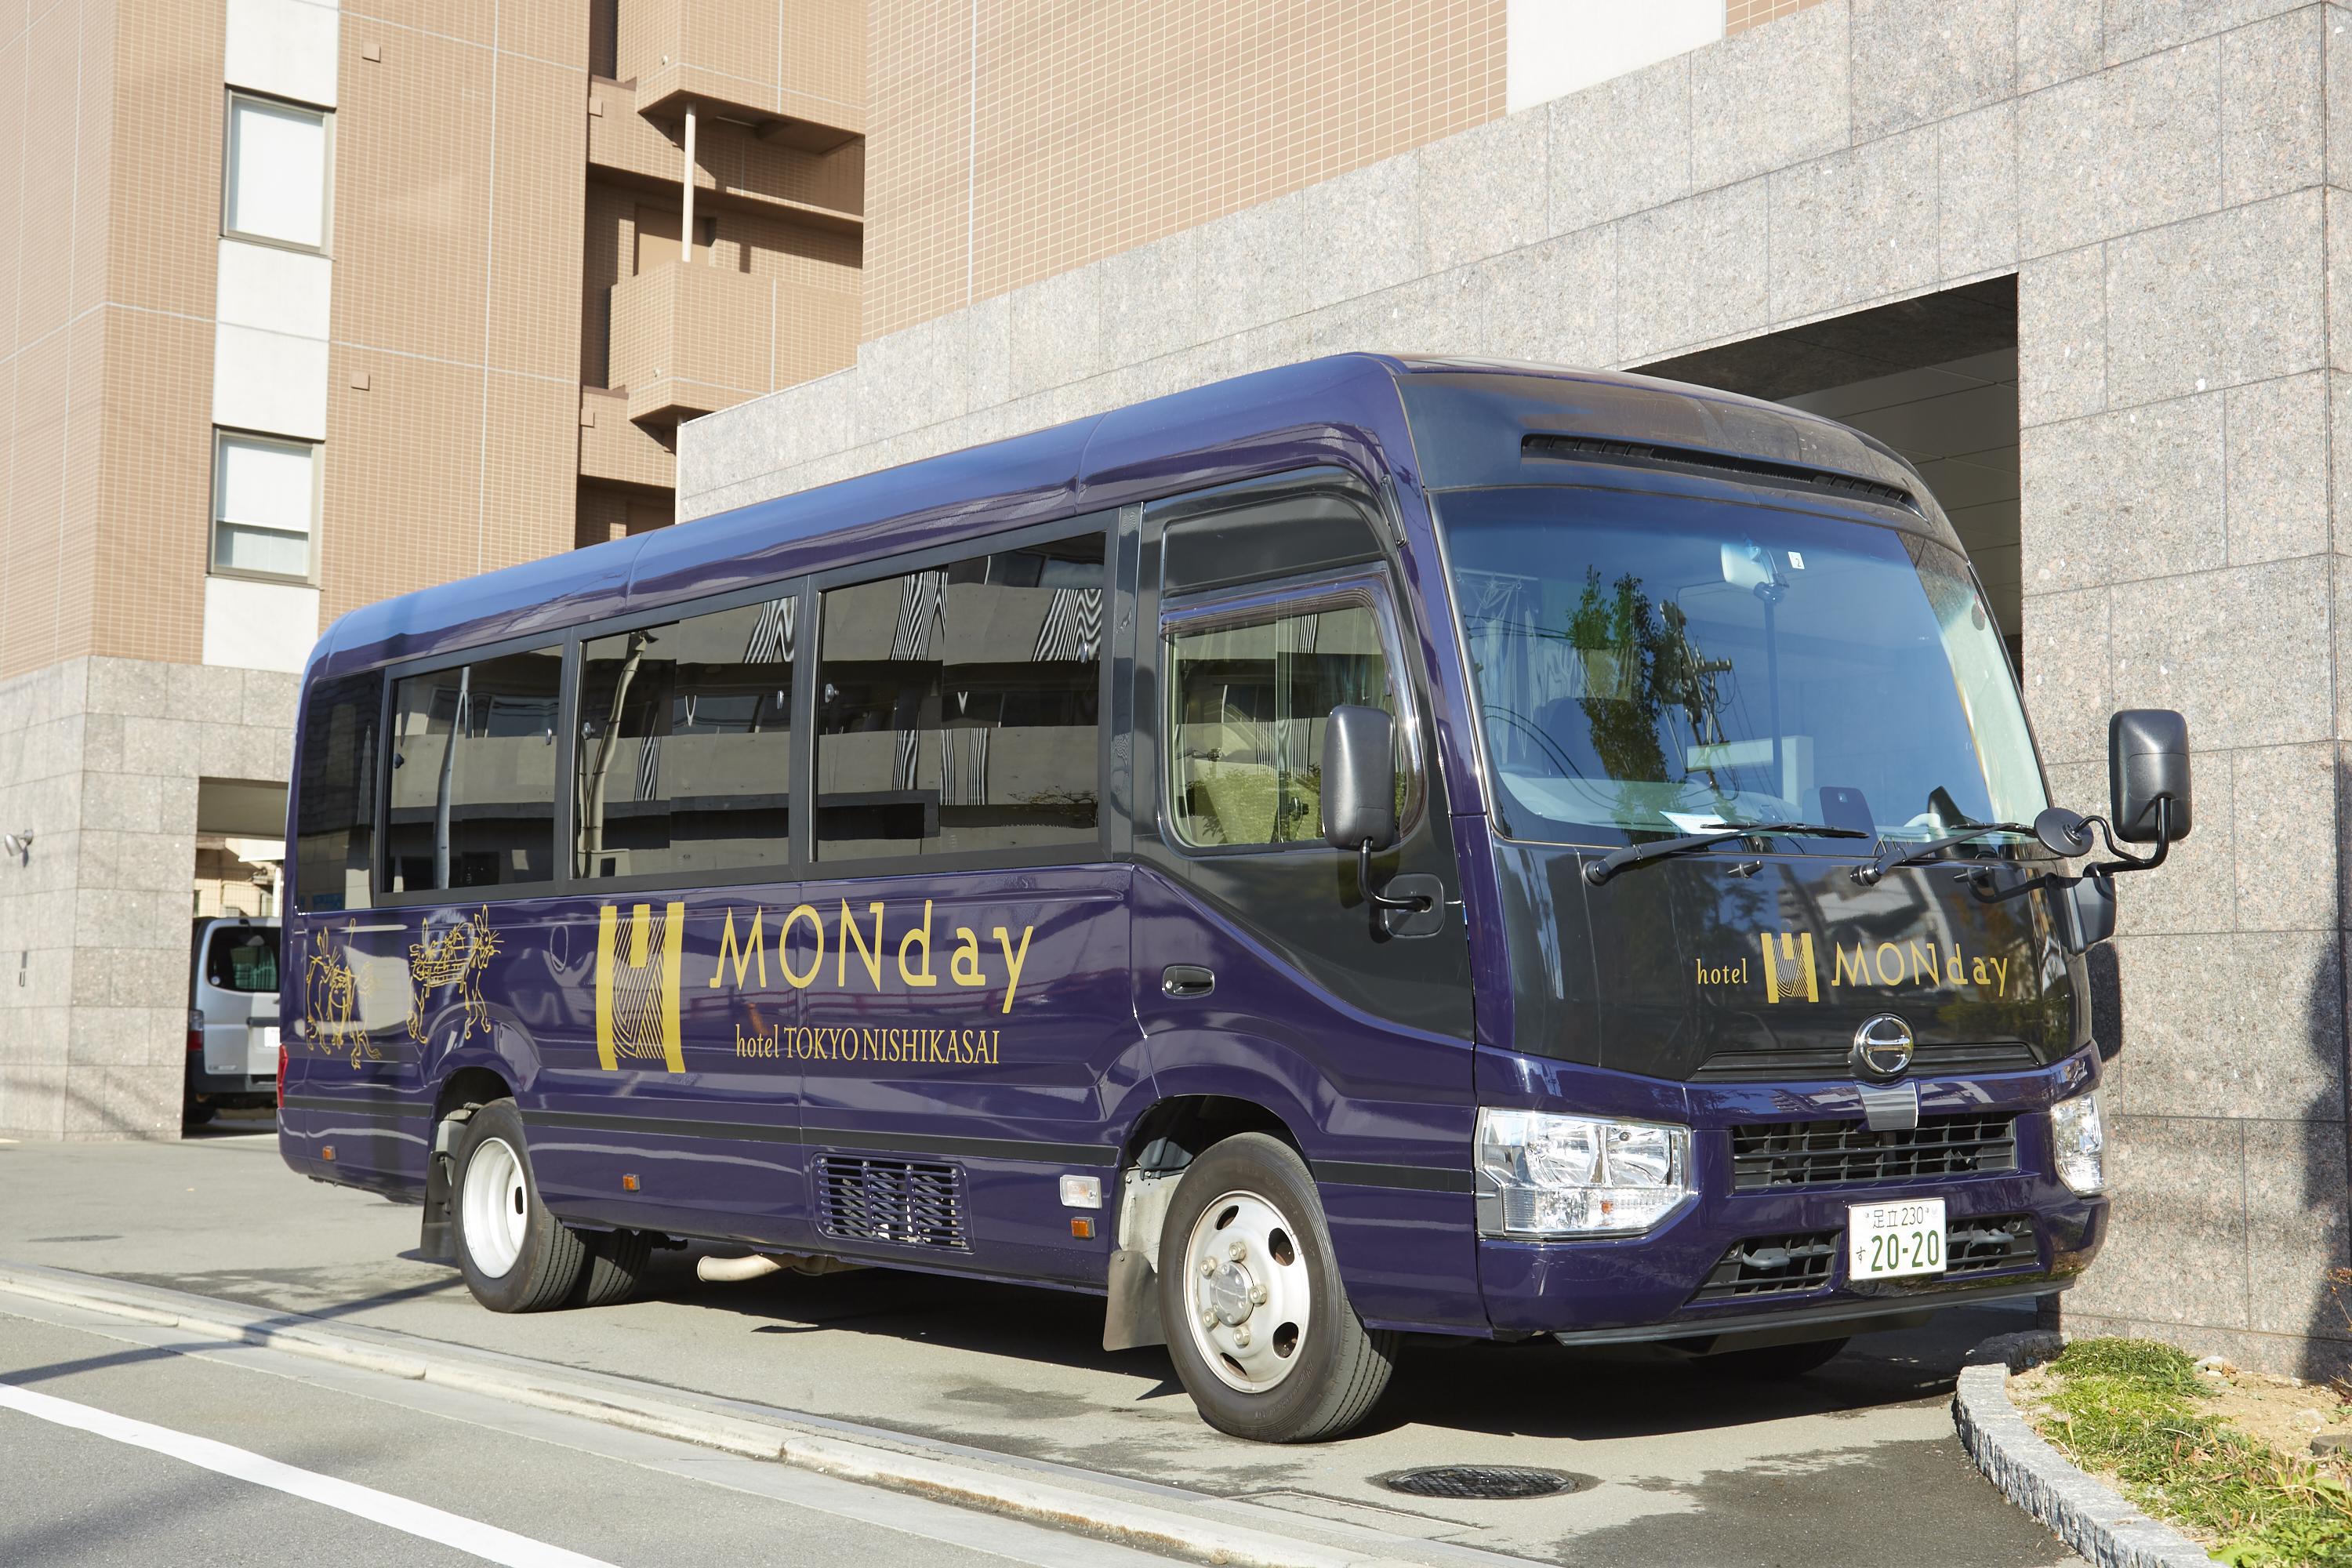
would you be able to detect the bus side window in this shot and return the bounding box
[815,531,1106,859]
[1163,586,1417,850]
[383,647,563,893]
[295,671,382,913]
[575,594,796,880]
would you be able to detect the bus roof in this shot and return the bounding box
[310,354,1922,681]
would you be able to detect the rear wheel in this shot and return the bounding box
[180,1097,216,1128]
[1156,1133,1398,1442]
[575,1229,653,1308]
[1702,1336,1849,1380]
[452,1099,586,1312]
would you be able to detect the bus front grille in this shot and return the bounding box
[1945,1214,2038,1276]
[1730,1113,2018,1191]
[1688,1230,1841,1302]
[815,1156,969,1250]
[1688,1214,2039,1307]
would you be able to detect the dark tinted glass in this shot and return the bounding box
[577,594,796,880]
[816,533,1105,858]
[1440,489,2044,845]
[294,671,379,913]
[383,648,563,891]
[205,925,280,992]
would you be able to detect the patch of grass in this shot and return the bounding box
[2051,1336,2206,1396]
[2034,1338,2352,1567]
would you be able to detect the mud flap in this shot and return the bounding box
[1102,1247,1165,1351]
[418,1107,472,1265]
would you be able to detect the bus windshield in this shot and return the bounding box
[1439,488,2045,848]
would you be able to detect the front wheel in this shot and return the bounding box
[1156,1133,1398,1442]
[452,1099,586,1312]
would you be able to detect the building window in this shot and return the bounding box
[576,593,797,880]
[815,532,1106,860]
[212,430,318,581]
[225,93,330,251]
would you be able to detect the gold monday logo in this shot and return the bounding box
[595,900,1036,1075]
[1696,931,2014,1001]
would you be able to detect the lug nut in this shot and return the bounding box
[1227,1240,1247,1261]
[1249,1284,1268,1305]
[1233,1327,1250,1348]
[1202,1308,1218,1329]
[1200,1258,1216,1276]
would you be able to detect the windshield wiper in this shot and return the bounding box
[1849,822,2036,886]
[1583,822,1870,887]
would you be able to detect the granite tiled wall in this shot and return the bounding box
[0,657,297,1142]
[679,2,2352,1374]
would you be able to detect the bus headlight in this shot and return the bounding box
[2050,1088,2106,1196]
[1474,1109,1693,1238]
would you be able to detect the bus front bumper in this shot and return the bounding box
[1477,1182,2106,1345]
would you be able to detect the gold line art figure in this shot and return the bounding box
[302,931,378,1065]
[408,906,503,1045]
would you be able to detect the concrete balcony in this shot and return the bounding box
[579,387,676,490]
[616,0,865,149]
[589,77,863,236]
[608,260,856,428]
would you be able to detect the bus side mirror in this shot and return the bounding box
[1321,705,1396,852]
[1323,705,1439,937]
[2110,709,2191,844]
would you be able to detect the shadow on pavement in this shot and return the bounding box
[639,1243,2031,1441]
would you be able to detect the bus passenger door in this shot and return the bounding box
[796,521,1147,1286]
[1131,492,1483,1331]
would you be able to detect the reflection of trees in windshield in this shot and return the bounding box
[1565,568,1732,789]
[1444,491,2050,844]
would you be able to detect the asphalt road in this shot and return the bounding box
[0,1303,1167,1567]
[0,1118,2085,1566]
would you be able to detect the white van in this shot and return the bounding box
[187,916,281,1127]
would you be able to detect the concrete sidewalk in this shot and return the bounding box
[0,1124,2085,1566]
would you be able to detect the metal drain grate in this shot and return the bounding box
[1377,1465,1591,1501]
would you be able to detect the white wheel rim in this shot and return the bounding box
[461,1136,528,1279]
[1181,1188,1313,1394]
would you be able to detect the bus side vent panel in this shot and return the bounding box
[1729,1113,2018,1192]
[815,1156,969,1250]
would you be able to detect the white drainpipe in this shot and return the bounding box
[680,103,697,264]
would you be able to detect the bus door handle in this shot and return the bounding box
[1161,965,1215,999]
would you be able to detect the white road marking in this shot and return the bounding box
[0,1380,617,1568]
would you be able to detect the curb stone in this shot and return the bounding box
[1951,1330,2217,1568]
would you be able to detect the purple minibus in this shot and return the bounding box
[280,355,2183,1441]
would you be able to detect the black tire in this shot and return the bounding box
[452,1099,586,1313]
[573,1229,653,1308]
[1155,1133,1399,1442]
[1703,1336,1849,1380]
[181,1098,216,1128]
